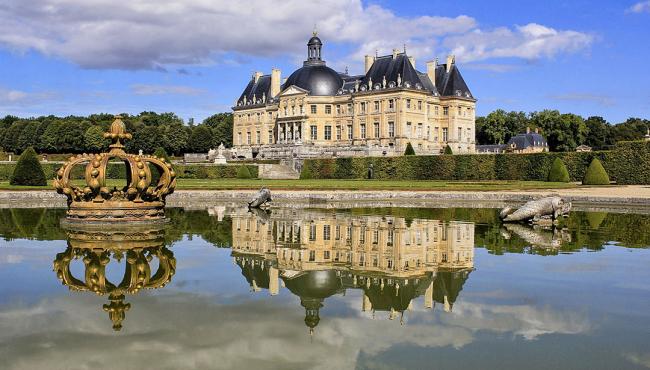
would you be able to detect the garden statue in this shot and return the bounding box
[500,196,571,225]
[501,223,571,249]
[367,163,374,179]
[248,187,272,209]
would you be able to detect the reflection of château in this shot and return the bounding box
[231,210,474,332]
[53,225,175,331]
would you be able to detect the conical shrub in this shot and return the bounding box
[583,158,610,185]
[548,158,570,182]
[444,145,453,155]
[10,147,47,186]
[404,142,415,155]
[236,165,252,179]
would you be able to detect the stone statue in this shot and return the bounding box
[500,196,571,225]
[501,223,571,249]
[213,143,227,164]
[397,73,402,87]
[248,187,272,209]
[138,149,143,156]
[382,75,387,88]
[368,77,372,90]
[367,163,374,179]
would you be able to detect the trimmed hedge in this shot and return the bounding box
[0,163,259,181]
[548,158,570,182]
[10,147,47,186]
[299,141,650,184]
[583,158,610,185]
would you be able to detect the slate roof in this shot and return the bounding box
[507,132,548,149]
[238,74,272,105]
[435,64,473,99]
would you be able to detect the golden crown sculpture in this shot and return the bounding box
[53,115,176,223]
[54,225,175,331]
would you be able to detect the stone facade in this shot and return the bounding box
[232,34,476,159]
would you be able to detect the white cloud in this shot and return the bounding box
[549,93,616,107]
[443,23,594,62]
[0,0,593,70]
[130,84,206,96]
[627,1,650,13]
[0,87,57,106]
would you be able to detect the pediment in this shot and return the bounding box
[280,85,309,96]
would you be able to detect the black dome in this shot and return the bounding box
[308,36,322,45]
[284,65,343,96]
[282,270,342,299]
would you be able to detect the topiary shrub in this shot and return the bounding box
[582,158,610,185]
[444,145,453,155]
[547,158,570,182]
[10,147,47,186]
[153,147,171,162]
[236,165,252,179]
[404,142,415,155]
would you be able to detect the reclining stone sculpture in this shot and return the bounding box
[500,196,571,224]
[248,187,272,209]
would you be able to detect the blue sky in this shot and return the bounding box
[0,0,649,124]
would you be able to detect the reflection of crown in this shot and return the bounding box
[53,115,176,223]
[54,225,175,330]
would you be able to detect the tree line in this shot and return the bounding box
[476,109,649,151]
[0,112,233,155]
[1,109,648,155]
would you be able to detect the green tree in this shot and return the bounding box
[548,158,570,182]
[444,145,453,155]
[10,147,46,186]
[189,125,213,153]
[128,125,162,154]
[153,147,171,161]
[404,142,415,155]
[16,121,42,153]
[529,110,587,152]
[2,120,28,153]
[161,122,189,155]
[610,118,649,142]
[584,116,611,149]
[84,125,108,152]
[204,113,233,148]
[583,158,610,185]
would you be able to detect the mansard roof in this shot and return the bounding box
[361,53,426,91]
[435,63,473,99]
[238,74,272,105]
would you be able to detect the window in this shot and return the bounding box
[435,106,439,116]
[237,132,242,145]
[418,101,422,110]
[291,106,295,116]
[406,122,412,138]
[387,229,394,246]
[309,224,316,241]
[406,99,411,109]
[309,250,316,261]
[443,107,449,116]
[426,126,431,140]
[256,131,261,144]
[346,226,352,241]
[336,126,342,140]
[300,105,304,114]
[310,126,318,140]
[284,107,287,116]
[268,112,272,120]
[359,228,365,244]
[374,122,380,138]
[324,125,332,140]
[417,123,423,139]
[388,122,395,137]
[372,230,379,244]
[247,132,251,144]
[336,105,341,115]
[388,99,394,110]
[347,103,352,114]
[442,128,448,142]
[325,105,332,114]
[374,101,380,112]
[324,250,330,260]
[335,225,341,240]
[458,127,462,140]
[360,124,366,139]
[360,102,366,114]
[268,130,273,143]
[310,105,317,114]
[347,125,353,140]
[458,107,462,116]
[434,126,439,141]
[324,225,331,240]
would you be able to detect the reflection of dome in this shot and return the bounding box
[284,65,343,96]
[282,270,343,333]
[235,257,271,290]
[361,276,432,313]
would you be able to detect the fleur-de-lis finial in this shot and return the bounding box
[312,24,318,37]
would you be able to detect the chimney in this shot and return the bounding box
[526,127,531,134]
[392,48,399,59]
[270,68,281,97]
[426,59,437,86]
[408,56,415,68]
[446,55,455,73]
[253,71,263,83]
[364,55,374,74]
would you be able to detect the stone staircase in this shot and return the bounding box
[258,164,300,180]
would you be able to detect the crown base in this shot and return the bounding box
[64,201,167,223]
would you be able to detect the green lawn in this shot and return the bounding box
[0,179,577,191]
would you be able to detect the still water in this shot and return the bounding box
[0,206,649,370]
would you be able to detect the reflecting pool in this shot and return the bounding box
[0,207,649,370]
